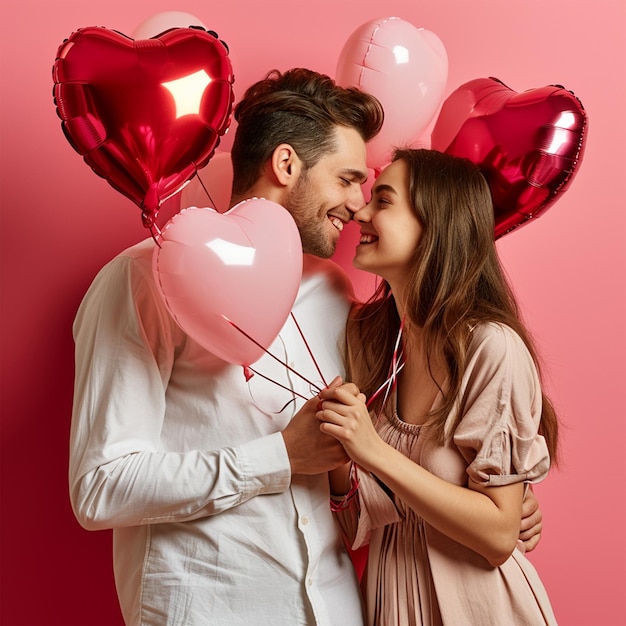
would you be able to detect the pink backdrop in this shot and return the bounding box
[1,1,625,624]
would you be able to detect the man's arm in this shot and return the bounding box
[518,487,543,552]
[69,252,292,530]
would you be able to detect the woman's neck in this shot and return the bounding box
[395,332,447,425]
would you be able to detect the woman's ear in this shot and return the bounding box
[271,144,303,187]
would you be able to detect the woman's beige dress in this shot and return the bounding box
[334,323,558,625]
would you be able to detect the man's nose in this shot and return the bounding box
[346,185,366,216]
[353,201,372,223]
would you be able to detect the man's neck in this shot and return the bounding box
[229,181,286,209]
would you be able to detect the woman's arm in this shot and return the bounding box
[328,463,353,496]
[318,385,524,566]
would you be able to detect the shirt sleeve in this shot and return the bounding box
[452,324,551,487]
[69,248,291,530]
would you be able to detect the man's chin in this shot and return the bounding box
[303,246,335,260]
[301,233,336,259]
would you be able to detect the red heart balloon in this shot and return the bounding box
[153,200,303,367]
[52,26,235,230]
[431,77,587,238]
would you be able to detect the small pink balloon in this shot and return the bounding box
[132,11,207,39]
[336,16,448,170]
[153,200,303,366]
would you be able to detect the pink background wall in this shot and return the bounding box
[1,1,625,624]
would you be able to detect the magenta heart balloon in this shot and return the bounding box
[431,77,588,238]
[153,200,303,366]
[52,26,235,230]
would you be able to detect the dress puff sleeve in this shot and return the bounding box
[452,323,551,487]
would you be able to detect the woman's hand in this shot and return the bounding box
[316,383,381,467]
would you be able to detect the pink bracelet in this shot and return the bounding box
[330,463,359,512]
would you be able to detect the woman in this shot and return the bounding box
[317,149,558,625]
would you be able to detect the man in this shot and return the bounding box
[69,68,541,625]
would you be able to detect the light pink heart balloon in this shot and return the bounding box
[153,200,303,366]
[336,16,448,170]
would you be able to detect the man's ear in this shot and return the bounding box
[271,144,302,187]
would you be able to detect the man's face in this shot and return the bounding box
[285,126,369,258]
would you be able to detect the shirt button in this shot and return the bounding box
[307,578,313,587]
[301,516,309,526]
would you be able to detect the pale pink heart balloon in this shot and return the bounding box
[153,199,303,366]
[336,16,448,170]
[132,11,207,39]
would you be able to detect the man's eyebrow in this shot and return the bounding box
[340,168,369,183]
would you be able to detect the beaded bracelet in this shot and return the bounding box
[329,463,359,513]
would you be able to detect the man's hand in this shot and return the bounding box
[281,394,349,475]
[281,377,362,476]
[517,487,543,553]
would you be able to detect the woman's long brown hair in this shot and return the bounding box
[345,149,559,462]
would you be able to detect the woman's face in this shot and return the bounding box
[352,158,423,287]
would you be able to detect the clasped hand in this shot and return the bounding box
[280,377,349,475]
[281,377,373,476]
[316,382,379,469]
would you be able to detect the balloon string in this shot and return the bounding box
[246,366,310,402]
[228,313,405,415]
[290,312,328,389]
[196,173,217,209]
[223,316,323,393]
[149,224,162,247]
[366,317,405,411]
